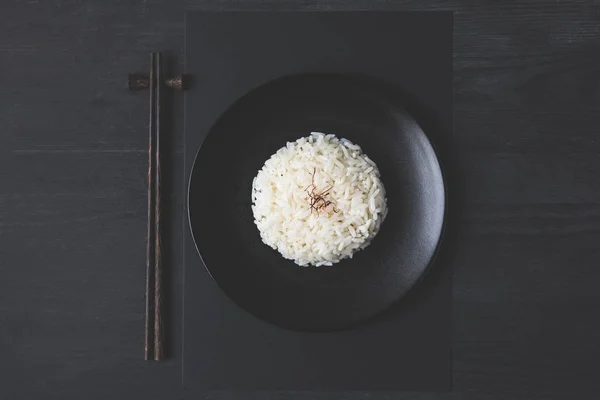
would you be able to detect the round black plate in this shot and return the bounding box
[188,74,445,332]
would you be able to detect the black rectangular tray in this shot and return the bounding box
[183,11,453,391]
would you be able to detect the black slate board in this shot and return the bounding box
[183,11,453,390]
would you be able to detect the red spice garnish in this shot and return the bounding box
[305,168,338,214]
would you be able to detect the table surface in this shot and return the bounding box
[1,1,599,399]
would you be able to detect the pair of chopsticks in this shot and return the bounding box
[128,53,185,361]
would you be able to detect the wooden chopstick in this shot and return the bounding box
[153,52,164,361]
[129,52,184,361]
[144,52,158,361]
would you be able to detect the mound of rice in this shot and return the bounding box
[251,132,388,267]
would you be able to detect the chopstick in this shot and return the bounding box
[128,53,185,361]
[152,52,164,361]
[144,52,159,361]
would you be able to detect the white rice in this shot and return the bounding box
[251,132,388,267]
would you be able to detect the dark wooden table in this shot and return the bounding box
[1,1,599,399]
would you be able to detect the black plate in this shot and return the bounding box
[188,74,445,332]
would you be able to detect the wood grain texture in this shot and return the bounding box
[1,0,600,399]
